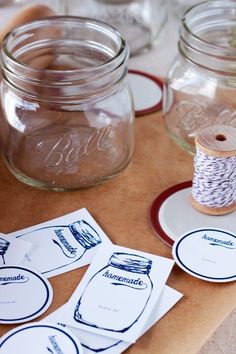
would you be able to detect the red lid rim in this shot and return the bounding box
[128,69,163,116]
[150,181,192,247]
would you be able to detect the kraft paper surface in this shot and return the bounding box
[0,112,236,354]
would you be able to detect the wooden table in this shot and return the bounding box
[0,111,236,353]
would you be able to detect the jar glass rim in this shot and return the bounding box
[181,0,236,55]
[1,15,128,81]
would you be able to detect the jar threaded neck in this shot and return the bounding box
[1,16,129,102]
[179,0,236,75]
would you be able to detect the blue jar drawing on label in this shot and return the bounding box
[16,220,101,274]
[74,252,153,332]
[0,237,10,265]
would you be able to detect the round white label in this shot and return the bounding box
[0,265,53,323]
[0,322,83,354]
[172,228,236,282]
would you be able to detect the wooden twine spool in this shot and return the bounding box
[191,125,236,215]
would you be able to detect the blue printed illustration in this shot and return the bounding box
[57,322,122,353]
[0,273,29,286]
[202,234,236,249]
[47,335,65,354]
[0,237,10,265]
[81,339,122,353]
[74,252,153,333]
[16,220,101,274]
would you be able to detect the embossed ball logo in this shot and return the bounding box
[35,125,112,174]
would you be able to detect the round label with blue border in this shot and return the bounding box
[172,228,236,282]
[0,265,53,323]
[0,322,83,354]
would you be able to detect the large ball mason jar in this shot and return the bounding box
[163,1,236,154]
[64,0,167,56]
[0,16,134,190]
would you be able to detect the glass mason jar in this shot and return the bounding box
[170,0,202,20]
[0,16,134,190]
[0,0,64,20]
[64,0,167,56]
[163,1,236,155]
[0,0,64,44]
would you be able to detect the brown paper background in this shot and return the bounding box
[0,112,236,353]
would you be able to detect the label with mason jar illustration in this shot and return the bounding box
[0,233,32,266]
[60,244,174,343]
[8,209,111,278]
[44,286,183,354]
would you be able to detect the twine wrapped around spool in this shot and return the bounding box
[191,125,236,215]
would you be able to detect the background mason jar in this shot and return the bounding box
[63,0,167,56]
[0,0,64,20]
[0,1,65,43]
[0,16,134,191]
[163,0,236,154]
[169,0,204,19]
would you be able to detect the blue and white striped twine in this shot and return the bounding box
[192,147,236,208]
